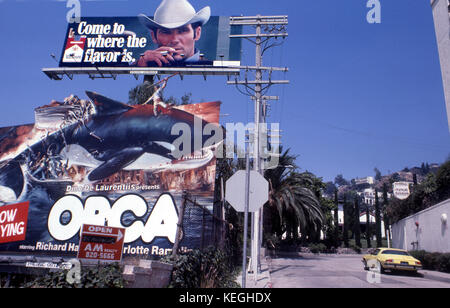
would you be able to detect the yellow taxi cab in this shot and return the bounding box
[362,248,422,273]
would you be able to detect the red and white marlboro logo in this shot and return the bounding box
[0,202,29,244]
[62,28,86,63]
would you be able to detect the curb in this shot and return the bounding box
[421,270,450,284]
[236,257,273,288]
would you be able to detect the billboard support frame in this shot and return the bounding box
[42,66,240,81]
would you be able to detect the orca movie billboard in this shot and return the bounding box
[0,92,222,258]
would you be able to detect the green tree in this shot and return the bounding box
[374,167,382,181]
[128,81,155,105]
[128,79,193,106]
[343,195,349,248]
[165,92,194,106]
[435,160,450,201]
[319,197,336,247]
[334,189,340,247]
[382,183,390,243]
[390,172,400,183]
[366,203,371,248]
[324,181,337,196]
[374,189,382,247]
[303,173,335,244]
[334,174,349,187]
[264,149,324,243]
[353,196,361,248]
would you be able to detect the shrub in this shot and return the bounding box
[349,243,361,254]
[24,263,125,288]
[308,243,327,254]
[437,254,450,273]
[424,252,441,270]
[164,247,240,288]
[409,250,426,264]
[409,250,450,273]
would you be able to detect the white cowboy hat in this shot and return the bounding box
[139,0,211,30]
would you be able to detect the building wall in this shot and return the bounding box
[391,198,450,253]
[431,0,450,131]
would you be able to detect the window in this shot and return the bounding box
[381,250,410,256]
[371,249,381,256]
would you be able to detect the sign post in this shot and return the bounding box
[242,151,251,288]
[78,224,126,262]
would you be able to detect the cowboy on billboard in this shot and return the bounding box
[136,0,212,67]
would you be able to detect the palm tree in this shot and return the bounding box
[264,149,324,242]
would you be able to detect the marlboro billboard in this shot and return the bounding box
[59,16,242,68]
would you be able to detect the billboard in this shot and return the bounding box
[0,92,223,258]
[59,16,242,68]
[0,202,29,244]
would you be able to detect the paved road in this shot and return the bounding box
[267,254,450,288]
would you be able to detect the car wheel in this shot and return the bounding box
[363,260,369,271]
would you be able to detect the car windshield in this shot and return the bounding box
[381,250,409,256]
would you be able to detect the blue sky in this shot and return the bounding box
[0,0,449,182]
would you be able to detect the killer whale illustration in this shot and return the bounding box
[0,91,222,203]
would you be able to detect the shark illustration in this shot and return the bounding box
[0,92,222,203]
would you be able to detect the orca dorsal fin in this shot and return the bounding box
[86,91,133,116]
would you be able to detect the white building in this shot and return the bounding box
[354,176,374,186]
[431,0,450,131]
[392,198,450,252]
[357,188,391,206]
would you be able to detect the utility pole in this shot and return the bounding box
[229,15,289,282]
